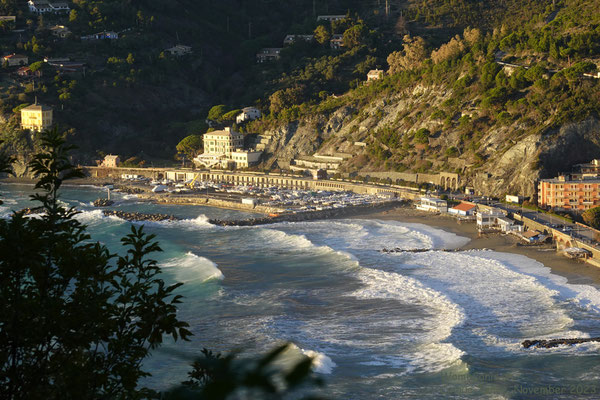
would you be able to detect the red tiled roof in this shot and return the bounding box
[452,202,476,212]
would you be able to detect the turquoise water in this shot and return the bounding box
[3,183,600,399]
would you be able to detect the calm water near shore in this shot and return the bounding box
[3,183,600,399]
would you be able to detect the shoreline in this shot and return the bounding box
[350,206,600,286]
[6,177,600,286]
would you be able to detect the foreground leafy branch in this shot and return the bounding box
[0,129,324,400]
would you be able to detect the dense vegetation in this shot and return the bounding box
[0,0,599,178]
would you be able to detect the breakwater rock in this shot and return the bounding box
[102,210,180,222]
[114,184,144,194]
[19,206,45,215]
[93,198,114,207]
[522,337,600,349]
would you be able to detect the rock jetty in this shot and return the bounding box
[522,337,600,349]
[102,210,179,222]
[93,198,114,207]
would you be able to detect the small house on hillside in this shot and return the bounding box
[448,202,476,217]
[283,34,314,45]
[49,25,71,38]
[3,54,28,67]
[165,44,192,56]
[28,0,69,13]
[367,69,384,81]
[256,48,282,63]
[236,107,261,124]
[102,155,120,168]
[330,34,344,49]
[16,66,42,77]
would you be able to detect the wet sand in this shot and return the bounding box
[352,206,600,287]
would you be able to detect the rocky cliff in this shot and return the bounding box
[258,84,600,198]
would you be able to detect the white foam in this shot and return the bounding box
[350,266,466,373]
[149,214,214,230]
[161,252,224,283]
[301,348,337,374]
[75,209,124,225]
[398,250,600,356]
[284,344,336,375]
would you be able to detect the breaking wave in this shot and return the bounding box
[161,252,224,283]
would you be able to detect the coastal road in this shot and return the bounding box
[493,202,599,245]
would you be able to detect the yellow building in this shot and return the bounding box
[21,103,53,132]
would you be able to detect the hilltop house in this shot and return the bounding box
[3,54,28,67]
[236,107,261,124]
[49,25,71,38]
[283,34,314,45]
[330,34,344,49]
[28,0,69,13]
[101,155,120,168]
[367,69,384,81]
[193,127,262,169]
[16,66,42,78]
[256,48,282,63]
[0,16,16,28]
[165,44,192,56]
[20,103,53,132]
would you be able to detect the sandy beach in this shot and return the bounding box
[352,206,600,286]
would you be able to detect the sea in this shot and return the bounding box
[2,183,600,399]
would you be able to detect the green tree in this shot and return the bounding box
[413,128,430,144]
[176,134,204,160]
[582,206,600,229]
[269,86,305,115]
[207,105,229,122]
[220,109,242,122]
[342,24,368,48]
[0,128,192,399]
[314,25,331,45]
[387,35,428,74]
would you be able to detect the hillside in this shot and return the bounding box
[239,0,600,197]
[1,0,600,198]
[0,0,379,164]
